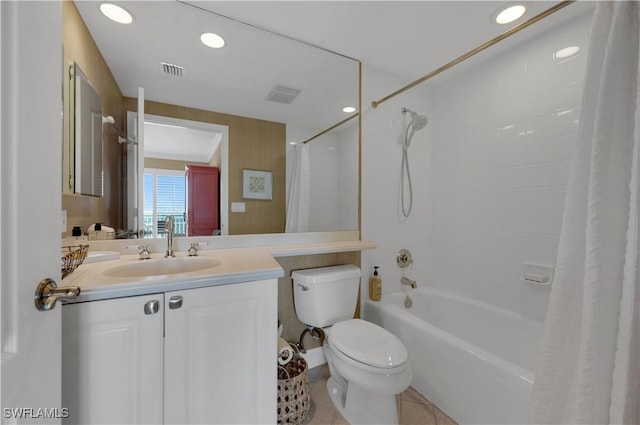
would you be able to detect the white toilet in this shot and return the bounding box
[292,265,412,425]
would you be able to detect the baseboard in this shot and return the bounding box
[300,347,326,369]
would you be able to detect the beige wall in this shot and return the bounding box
[275,252,361,350]
[123,98,286,235]
[62,1,124,235]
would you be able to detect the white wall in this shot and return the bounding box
[286,124,358,232]
[361,64,432,301]
[362,11,592,321]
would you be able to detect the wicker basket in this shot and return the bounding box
[61,245,89,279]
[277,355,310,424]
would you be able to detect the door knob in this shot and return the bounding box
[34,278,81,311]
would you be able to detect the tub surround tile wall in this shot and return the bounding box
[361,11,591,321]
[429,12,591,320]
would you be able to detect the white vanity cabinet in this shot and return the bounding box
[62,293,165,424]
[62,279,277,425]
[164,279,277,424]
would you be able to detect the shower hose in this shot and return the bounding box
[401,124,413,218]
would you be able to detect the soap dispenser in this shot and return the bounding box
[369,266,382,301]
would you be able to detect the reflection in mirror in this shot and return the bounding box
[62,1,359,238]
[287,116,359,233]
[64,63,104,197]
[135,113,229,238]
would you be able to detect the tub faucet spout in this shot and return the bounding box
[401,276,417,289]
[164,215,175,258]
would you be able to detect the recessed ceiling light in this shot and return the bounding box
[494,4,526,24]
[99,3,133,24]
[555,46,580,59]
[201,32,225,49]
[342,106,356,113]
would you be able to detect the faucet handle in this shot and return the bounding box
[188,243,199,257]
[138,245,151,260]
[164,215,175,230]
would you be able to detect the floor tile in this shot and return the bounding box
[400,400,437,425]
[331,410,350,425]
[400,387,433,406]
[309,380,333,408]
[434,408,457,425]
[303,400,335,425]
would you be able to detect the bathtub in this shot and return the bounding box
[365,287,544,424]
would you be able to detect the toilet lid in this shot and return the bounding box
[329,319,407,369]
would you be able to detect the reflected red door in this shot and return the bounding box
[186,165,219,236]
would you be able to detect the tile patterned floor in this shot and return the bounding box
[302,365,458,425]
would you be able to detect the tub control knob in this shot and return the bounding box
[397,249,413,268]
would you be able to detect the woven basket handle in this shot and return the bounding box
[277,365,291,380]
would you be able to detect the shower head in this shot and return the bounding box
[401,107,428,131]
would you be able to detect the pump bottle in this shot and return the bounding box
[369,266,382,301]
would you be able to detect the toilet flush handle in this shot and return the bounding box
[297,283,310,292]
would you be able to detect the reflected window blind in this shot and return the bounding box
[143,170,186,237]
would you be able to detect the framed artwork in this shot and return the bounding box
[242,169,272,200]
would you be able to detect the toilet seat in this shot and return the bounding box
[328,319,408,370]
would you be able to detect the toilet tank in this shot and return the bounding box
[292,265,361,328]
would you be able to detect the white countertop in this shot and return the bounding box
[62,236,376,303]
[63,247,284,303]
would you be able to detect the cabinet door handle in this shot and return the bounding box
[168,296,183,309]
[144,300,160,315]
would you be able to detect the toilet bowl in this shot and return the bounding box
[323,319,412,425]
[291,266,412,425]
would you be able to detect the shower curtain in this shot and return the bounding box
[530,2,639,424]
[285,143,310,232]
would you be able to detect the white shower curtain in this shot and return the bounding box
[530,2,639,424]
[285,143,310,233]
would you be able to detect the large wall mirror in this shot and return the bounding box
[63,1,360,238]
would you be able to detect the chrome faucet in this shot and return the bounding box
[401,276,417,289]
[164,215,175,258]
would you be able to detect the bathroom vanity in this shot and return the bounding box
[60,248,282,425]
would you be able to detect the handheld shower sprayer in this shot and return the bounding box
[401,107,429,132]
[400,107,428,218]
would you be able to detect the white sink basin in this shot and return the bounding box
[102,257,220,278]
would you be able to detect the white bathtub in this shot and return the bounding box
[365,287,544,424]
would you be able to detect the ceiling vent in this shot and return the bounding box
[160,62,186,77]
[265,85,301,104]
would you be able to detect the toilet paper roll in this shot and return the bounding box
[277,337,294,366]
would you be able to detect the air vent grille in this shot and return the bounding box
[265,85,301,104]
[160,62,186,78]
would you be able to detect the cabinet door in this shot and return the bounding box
[164,279,277,424]
[62,295,164,425]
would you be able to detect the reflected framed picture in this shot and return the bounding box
[242,169,273,200]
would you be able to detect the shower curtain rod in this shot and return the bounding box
[371,0,576,109]
[301,113,359,144]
